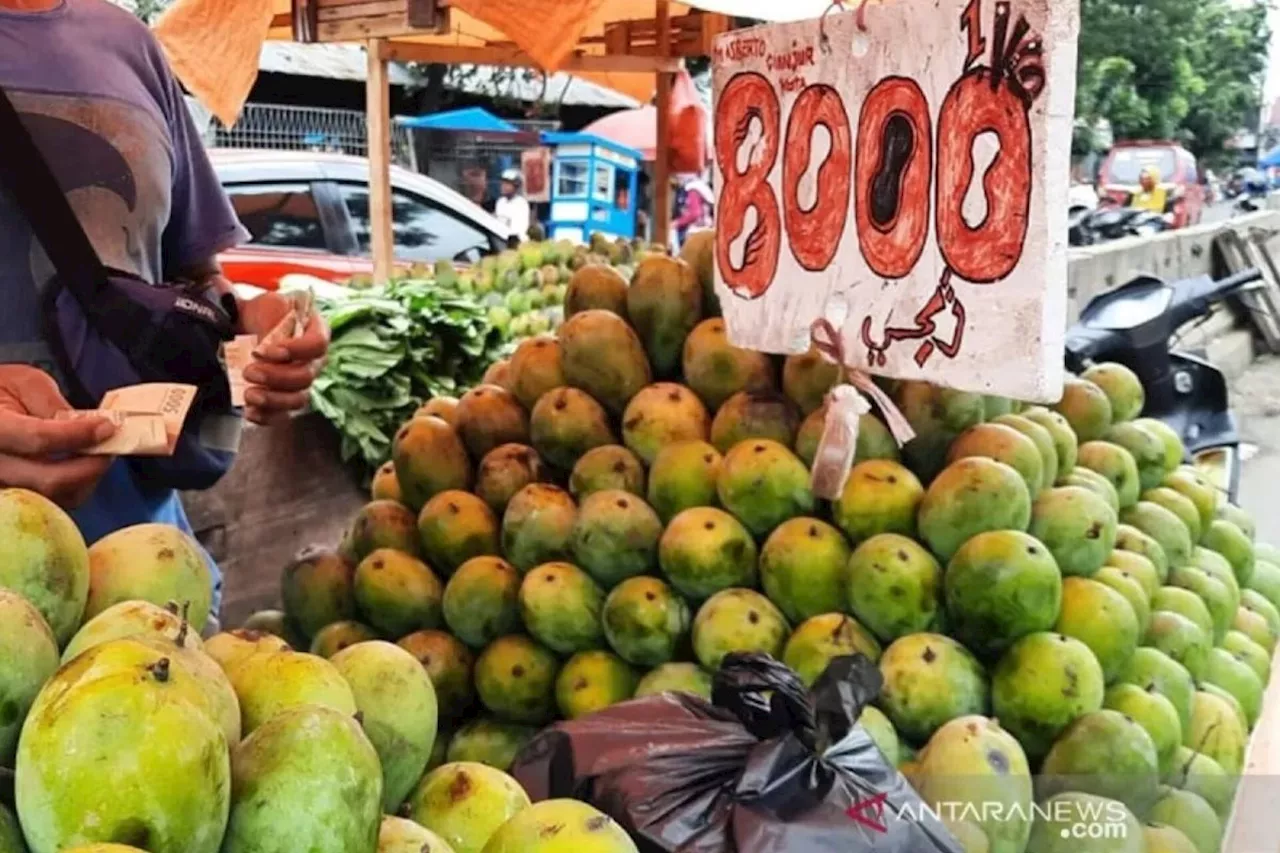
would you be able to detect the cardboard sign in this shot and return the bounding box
[711,0,1079,401]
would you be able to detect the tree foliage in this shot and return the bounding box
[1075,0,1270,157]
[111,0,172,23]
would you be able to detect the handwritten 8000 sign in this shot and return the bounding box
[711,0,1078,401]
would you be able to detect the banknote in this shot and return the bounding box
[224,335,257,407]
[257,288,316,351]
[54,383,197,456]
[225,287,316,405]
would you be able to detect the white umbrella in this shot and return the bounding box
[685,0,836,21]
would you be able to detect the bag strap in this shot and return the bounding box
[0,85,108,305]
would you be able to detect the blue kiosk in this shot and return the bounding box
[540,131,643,243]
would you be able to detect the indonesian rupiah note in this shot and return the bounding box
[225,288,316,406]
[257,288,316,350]
[224,335,257,407]
[54,383,197,456]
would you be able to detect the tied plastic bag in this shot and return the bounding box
[669,68,709,174]
[510,654,962,853]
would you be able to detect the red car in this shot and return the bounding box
[210,149,511,290]
[1098,141,1205,229]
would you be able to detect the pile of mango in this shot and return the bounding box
[3,230,1275,853]
[395,233,656,341]
[252,230,1275,853]
[0,493,637,853]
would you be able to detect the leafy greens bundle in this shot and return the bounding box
[309,278,510,472]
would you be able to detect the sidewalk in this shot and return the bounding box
[1224,353,1280,853]
[1233,353,1280,546]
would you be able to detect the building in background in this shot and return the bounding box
[185,42,637,205]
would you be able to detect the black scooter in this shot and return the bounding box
[1067,205,1097,246]
[1064,268,1262,502]
[1069,205,1170,246]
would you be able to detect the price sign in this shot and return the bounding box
[711,0,1079,401]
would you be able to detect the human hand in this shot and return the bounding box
[237,292,330,425]
[0,365,116,507]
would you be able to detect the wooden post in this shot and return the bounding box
[653,0,672,249]
[366,39,394,284]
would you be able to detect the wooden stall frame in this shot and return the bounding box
[366,37,393,285]
[654,0,672,247]
[377,41,681,73]
[286,0,698,280]
[601,9,730,57]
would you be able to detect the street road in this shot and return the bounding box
[1233,353,1280,545]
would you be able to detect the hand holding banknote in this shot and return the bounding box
[53,384,197,458]
[232,289,329,425]
[0,364,116,508]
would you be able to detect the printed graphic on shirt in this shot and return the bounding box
[0,89,172,362]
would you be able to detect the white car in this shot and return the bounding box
[209,149,512,290]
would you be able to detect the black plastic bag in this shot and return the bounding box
[510,653,962,853]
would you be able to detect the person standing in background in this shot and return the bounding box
[495,167,531,243]
[1131,166,1169,214]
[635,171,651,243]
[672,173,714,249]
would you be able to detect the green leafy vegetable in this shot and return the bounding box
[310,278,513,472]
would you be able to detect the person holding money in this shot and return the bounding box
[0,0,328,625]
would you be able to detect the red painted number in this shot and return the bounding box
[712,2,1041,308]
[935,74,1033,283]
[854,77,933,280]
[714,72,782,300]
[783,84,852,271]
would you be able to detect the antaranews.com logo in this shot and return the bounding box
[847,793,1133,841]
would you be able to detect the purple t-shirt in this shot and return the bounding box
[0,0,247,608]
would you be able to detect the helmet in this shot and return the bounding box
[500,168,522,186]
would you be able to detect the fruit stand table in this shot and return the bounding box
[182,413,366,626]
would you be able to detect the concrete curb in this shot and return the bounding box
[1067,206,1280,378]
[1208,329,1257,381]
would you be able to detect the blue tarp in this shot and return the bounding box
[397,107,521,134]
[1260,146,1280,169]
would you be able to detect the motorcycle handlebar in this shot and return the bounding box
[1067,268,1262,369]
[1216,267,1264,291]
[1171,268,1261,327]
[1063,328,1110,371]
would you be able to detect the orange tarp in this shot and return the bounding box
[385,0,691,103]
[389,0,691,103]
[154,0,278,126]
[156,0,690,125]
[451,0,610,71]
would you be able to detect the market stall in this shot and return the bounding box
[540,131,644,242]
[396,106,537,208]
[152,0,744,284]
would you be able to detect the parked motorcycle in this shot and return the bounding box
[1067,205,1098,246]
[1064,268,1262,502]
[1069,203,1170,246]
[1234,188,1268,214]
[1226,166,1267,200]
